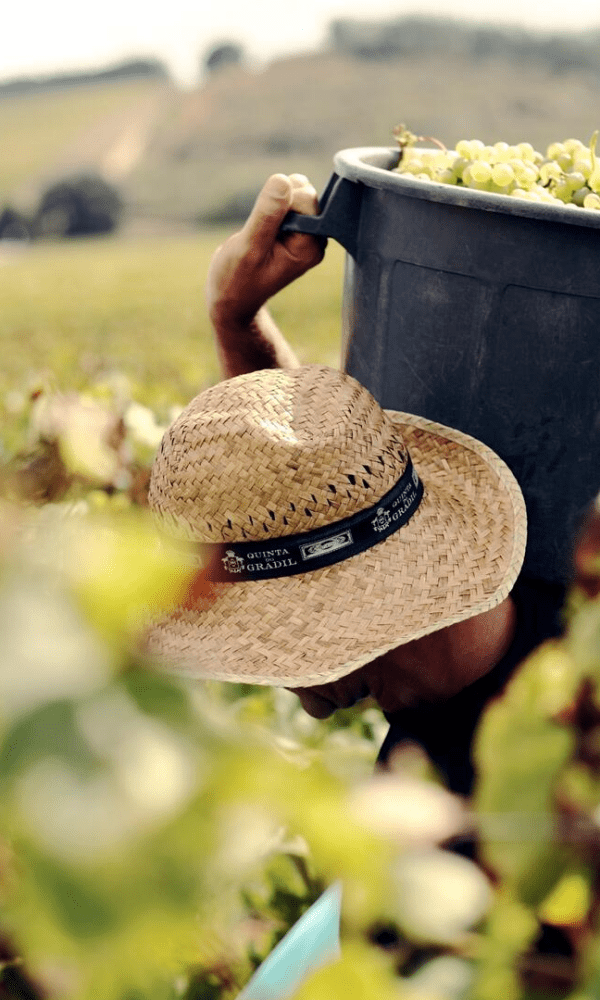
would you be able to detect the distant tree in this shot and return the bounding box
[34,175,122,238]
[328,16,468,60]
[328,14,600,73]
[329,18,401,59]
[203,42,244,76]
[0,207,31,241]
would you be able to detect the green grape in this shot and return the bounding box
[441,153,458,172]
[573,157,592,179]
[557,152,573,171]
[421,156,439,176]
[508,156,525,172]
[517,142,536,162]
[552,181,572,203]
[507,160,538,188]
[470,161,493,183]
[564,138,586,155]
[456,139,473,158]
[564,171,586,191]
[540,162,562,185]
[572,186,591,206]
[395,131,600,211]
[452,156,470,178]
[491,163,515,187]
[399,151,420,174]
[438,168,457,184]
[519,165,539,189]
[421,151,439,168]
[462,165,475,186]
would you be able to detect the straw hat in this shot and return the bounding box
[146,365,526,686]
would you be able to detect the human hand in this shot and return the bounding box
[206,173,325,329]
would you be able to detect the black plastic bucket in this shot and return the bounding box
[281,147,600,584]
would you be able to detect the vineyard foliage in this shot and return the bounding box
[2,247,600,998]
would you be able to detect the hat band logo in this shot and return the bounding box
[222,551,246,574]
[194,457,424,582]
[372,508,392,533]
[300,530,353,561]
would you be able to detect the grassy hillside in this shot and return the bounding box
[0,77,171,208]
[1,47,600,225]
[129,50,600,220]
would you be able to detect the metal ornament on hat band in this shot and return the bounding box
[192,458,424,581]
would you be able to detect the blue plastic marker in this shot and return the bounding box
[237,881,342,999]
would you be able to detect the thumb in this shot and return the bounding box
[241,174,292,247]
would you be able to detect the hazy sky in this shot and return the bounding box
[4,0,600,86]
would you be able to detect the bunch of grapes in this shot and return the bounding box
[396,131,600,210]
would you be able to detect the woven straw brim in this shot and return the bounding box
[145,411,526,686]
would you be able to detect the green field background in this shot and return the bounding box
[0,233,345,426]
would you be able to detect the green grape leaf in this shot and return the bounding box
[538,866,592,925]
[120,667,196,731]
[474,643,575,887]
[0,700,100,784]
[515,843,572,909]
[566,597,600,680]
[482,893,539,954]
[293,940,400,1000]
[23,847,118,938]
[66,512,192,647]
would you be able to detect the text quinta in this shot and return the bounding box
[246,547,291,560]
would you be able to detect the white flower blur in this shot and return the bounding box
[392,848,493,945]
[349,773,465,844]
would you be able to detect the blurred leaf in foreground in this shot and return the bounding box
[293,939,400,1000]
[30,391,127,486]
[64,509,193,649]
[474,642,576,889]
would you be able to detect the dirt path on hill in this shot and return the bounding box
[56,85,176,181]
[14,84,178,209]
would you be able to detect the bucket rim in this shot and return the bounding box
[334,146,600,231]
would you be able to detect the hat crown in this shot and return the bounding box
[149,366,410,543]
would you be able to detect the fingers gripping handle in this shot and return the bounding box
[279,174,364,258]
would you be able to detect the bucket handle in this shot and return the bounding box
[279,173,364,258]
